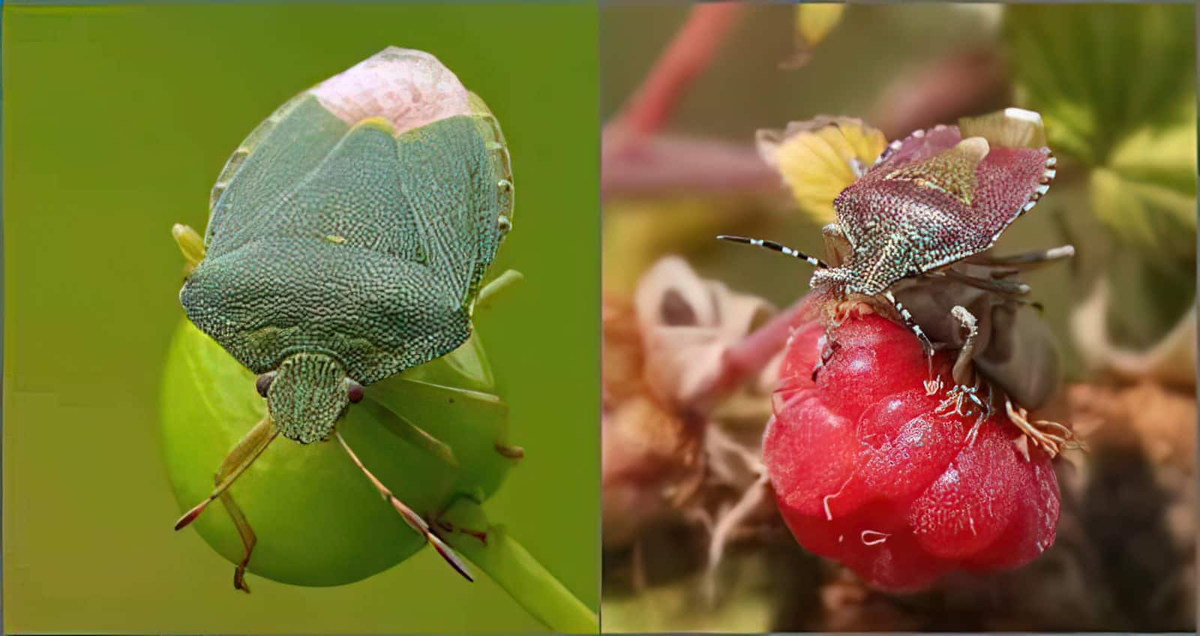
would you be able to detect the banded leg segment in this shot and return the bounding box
[716,235,829,269]
[882,290,939,394]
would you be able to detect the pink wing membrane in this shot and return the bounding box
[873,125,963,170]
[312,46,472,136]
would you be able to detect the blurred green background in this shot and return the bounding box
[3,3,598,633]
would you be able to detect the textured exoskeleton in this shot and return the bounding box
[724,108,1078,456]
[171,47,515,588]
[182,47,513,444]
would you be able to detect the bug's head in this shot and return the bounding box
[809,267,852,296]
[257,353,364,444]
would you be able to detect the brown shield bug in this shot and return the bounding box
[722,108,1080,456]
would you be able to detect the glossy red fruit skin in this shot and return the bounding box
[764,307,1059,592]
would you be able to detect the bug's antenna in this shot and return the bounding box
[175,417,280,531]
[717,235,828,268]
[335,431,474,582]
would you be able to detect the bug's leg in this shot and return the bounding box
[358,399,458,467]
[217,487,256,593]
[365,381,521,463]
[964,405,987,447]
[208,417,275,592]
[171,223,205,277]
[938,307,997,441]
[882,291,939,394]
[473,269,525,313]
[430,493,491,545]
[949,306,980,387]
[944,268,1032,298]
[811,338,840,382]
[335,431,474,582]
[175,416,278,532]
[178,415,277,591]
[716,235,829,269]
[966,244,1074,269]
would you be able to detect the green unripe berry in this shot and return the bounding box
[160,320,514,587]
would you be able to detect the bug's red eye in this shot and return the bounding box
[347,381,364,403]
[255,373,275,398]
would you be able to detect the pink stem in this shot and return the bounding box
[608,4,745,147]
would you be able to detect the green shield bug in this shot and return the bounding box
[168,47,516,589]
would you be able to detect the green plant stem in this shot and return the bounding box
[441,499,598,634]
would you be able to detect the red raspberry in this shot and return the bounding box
[764,307,1060,591]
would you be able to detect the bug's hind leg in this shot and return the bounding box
[174,416,279,592]
[944,268,1032,299]
[966,244,1074,270]
[882,291,940,395]
[335,431,474,582]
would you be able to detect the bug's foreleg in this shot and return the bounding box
[175,416,279,592]
[882,291,939,394]
[335,431,474,582]
[171,223,206,277]
[175,416,277,531]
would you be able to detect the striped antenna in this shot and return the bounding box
[716,235,828,269]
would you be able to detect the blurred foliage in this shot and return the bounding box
[1006,4,1196,350]
[1006,5,1194,165]
[795,4,845,50]
[785,3,847,68]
